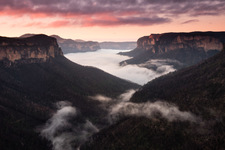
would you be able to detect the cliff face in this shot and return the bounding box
[51,35,100,54]
[137,33,223,53]
[120,32,225,69]
[0,34,63,66]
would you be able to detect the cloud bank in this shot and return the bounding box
[0,0,225,27]
[65,49,175,85]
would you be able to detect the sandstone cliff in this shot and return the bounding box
[0,34,63,66]
[120,32,225,69]
[136,33,223,53]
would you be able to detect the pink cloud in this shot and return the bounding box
[0,8,29,17]
[47,20,72,28]
[29,13,52,19]
[0,0,224,28]
[24,22,45,27]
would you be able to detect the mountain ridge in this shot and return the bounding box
[51,35,101,53]
[120,31,225,69]
[131,44,225,117]
[20,34,101,54]
[0,35,139,150]
[81,45,225,150]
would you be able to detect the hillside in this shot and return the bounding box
[131,46,225,117]
[81,46,225,150]
[0,35,139,150]
[120,32,225,69]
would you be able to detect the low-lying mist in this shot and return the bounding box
[65,49,175,85]
[40,101,98,150]
[40,90,200,150]
[90,90,199,124]
[109,101,199,123]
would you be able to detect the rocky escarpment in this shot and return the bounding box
[137,33,223,53]
[0,34,63,66]
[51,35,100,53]
[120,32,225,69]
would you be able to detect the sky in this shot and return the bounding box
[1,0,225,41]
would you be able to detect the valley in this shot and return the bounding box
[0,32,224,150]
[1,0,225,149]
[82,43,225,150]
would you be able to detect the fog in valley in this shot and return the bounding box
[40,49,199,149]
[65,49,176,85]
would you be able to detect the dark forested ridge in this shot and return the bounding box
[81,117,222,150]
[81,46,225,150]
[0,36,139,150]
[131,46,225,117]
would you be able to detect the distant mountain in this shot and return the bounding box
[20,34,101,54]
[119,32,225,69]
[81,46,225,150]
[19,33,37,38]
[0,35,139,150]
[74,39,85,42]
[20,34,136,53]
[100,41,136,50]
[51,35,101,53]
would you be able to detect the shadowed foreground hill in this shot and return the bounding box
[131,46,225,117]
[0,35,139,150]
[81,46,225,150]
